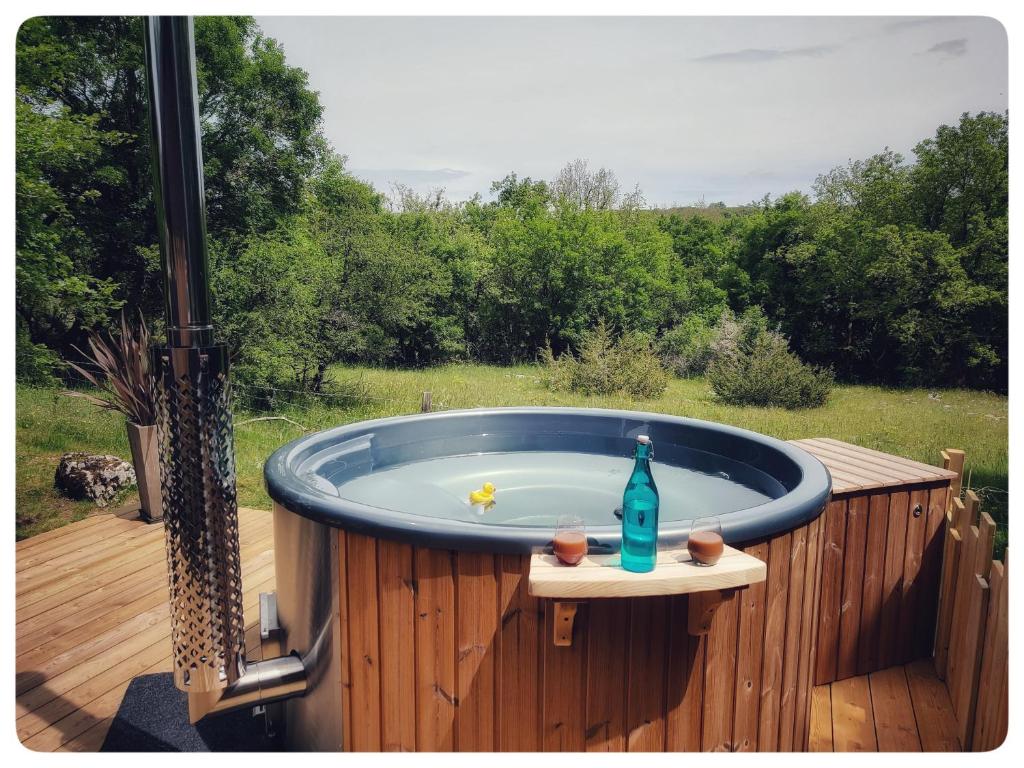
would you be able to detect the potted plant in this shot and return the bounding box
[64,313,163,522]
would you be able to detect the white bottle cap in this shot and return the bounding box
[636,435,651,444]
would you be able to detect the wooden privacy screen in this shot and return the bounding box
[787,439,959,686]
[932,464,1008,752]
[336,514,824,752]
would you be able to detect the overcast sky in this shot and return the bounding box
[255,15,1007,207]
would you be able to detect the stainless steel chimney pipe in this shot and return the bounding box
[144,16,305,715]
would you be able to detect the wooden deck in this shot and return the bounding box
[15,507,274,752]
[809,660,961,752]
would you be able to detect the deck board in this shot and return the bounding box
[790,438,957,495]
[15,507,275,752]
[810,660,960,752]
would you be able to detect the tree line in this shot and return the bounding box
[16,17,1008,395]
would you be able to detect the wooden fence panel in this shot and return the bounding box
[972,558,1008,752]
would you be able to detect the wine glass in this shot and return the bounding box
[553,515,587,566]
[687,516,723,566]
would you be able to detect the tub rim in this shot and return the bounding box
[263,406,832,553]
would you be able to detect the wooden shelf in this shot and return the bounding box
[528,544,766,599]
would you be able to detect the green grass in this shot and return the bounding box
[17,365,1009,553]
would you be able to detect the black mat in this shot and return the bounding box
[101,673,284,752]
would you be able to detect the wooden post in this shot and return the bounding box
[944,449,965,509]
[420,391,432,413]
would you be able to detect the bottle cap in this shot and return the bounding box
[636,435,651,444]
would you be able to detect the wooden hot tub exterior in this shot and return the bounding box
[330,511,825,752]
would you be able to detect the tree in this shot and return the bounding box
[551,158,621,210]
[15,16,326,362]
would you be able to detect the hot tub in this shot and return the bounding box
[265,407,831,752]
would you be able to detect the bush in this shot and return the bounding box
[16,323,61,386]
[708,314,834,409]
[657,314,717,377]
[542,321,668,398]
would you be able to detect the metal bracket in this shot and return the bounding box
[553,601,579,646]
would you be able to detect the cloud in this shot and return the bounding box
[692,45,838,63]
[883,17,965,34]
[926,38,968,57]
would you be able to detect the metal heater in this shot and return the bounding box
[144,16,305,721]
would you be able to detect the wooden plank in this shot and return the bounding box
[946,521,981,686]
[878,490,909,669]
[898,486,930,662]
[542,600,587,751]
[701,581,740,751]
[950,575,989,749]
[583,598,628,752]
[973,560,1007,751]
[665,595,704,751]
[934,497,967,677]
[796,439,916,484]
[777,523,807,750]
[869,666,921,751]
[830,675,877,752]
[377,539,416,751]
[344,533,381,751]
[756,532,790,752]
[625,597,669,751]
[795,513,824,749]
[454,551,497,751]
[819,439,960,481]
[413,547,456,751]
[945,449,965,503]
[16,513,115,551]
[528,545,765,599]
[337,530,352,752]
[814,498,846,685]
[836,495,868,680]
[857,492,890,675]
[497,554,541,752]
[732,541,768,751]
[916,483,950,658]
[16,516,142,571]
[808,686,833,752]
[905,659,961,751]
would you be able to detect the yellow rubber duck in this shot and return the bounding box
[469,482,496,506]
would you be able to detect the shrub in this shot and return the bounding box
[16,323,61,387]
[657,314,717,377]
[542,321,668,398]
[708,317,834,409]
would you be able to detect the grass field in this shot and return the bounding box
[16,364,1009,552]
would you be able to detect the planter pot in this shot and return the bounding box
[126,422,163,522]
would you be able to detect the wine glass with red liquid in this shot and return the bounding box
[553,515,587,566]
[687,516,724,566]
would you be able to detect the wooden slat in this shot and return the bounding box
[345,533,381,751]
[15,513,115,551]
[377,539,416,751]
[905,659,961,751]
[665,596,703,751]
[857,492,890,675]
[950,575,989,749]
[455,551,497,751]
[972,559,1007,752]
[916,484,949,658]
[944,449,965,502]
[830,675,877,752]
[869,666,921,751]
[732,541,768,751]
[701,581,739,751]
[836,495,868,680]
[898,486,930,662]
[625,597,669,751]
[337,530,352,752]
[413,547,456,751]
[756,532,790,752]
[542,600,587,751]
[814,498,846,684]
[808,686,832,752]
[934,497,967,676]
[777,523,807,750]
[796,513,825,749]
[497,554,541,751]
[878,490,909,668]
[816,439,959,482]
[584,598,628,751]
[795,439,913,484]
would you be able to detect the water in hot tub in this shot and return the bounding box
[331,450,780,526]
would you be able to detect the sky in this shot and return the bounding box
[255,15,1007,207]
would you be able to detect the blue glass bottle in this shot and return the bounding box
[621,435,659,572]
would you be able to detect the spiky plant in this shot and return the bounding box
[64,312,156,426]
